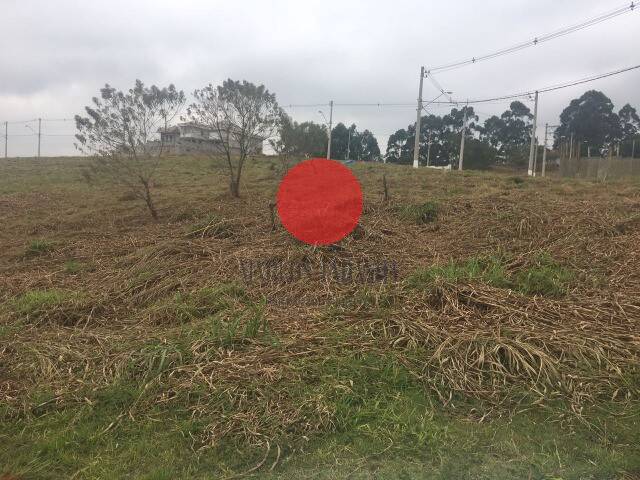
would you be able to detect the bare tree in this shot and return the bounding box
[188,79,282,197]
[75,80,185,219]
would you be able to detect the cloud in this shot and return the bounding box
[1,0,639,156]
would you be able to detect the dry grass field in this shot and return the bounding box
[1,155,639,479]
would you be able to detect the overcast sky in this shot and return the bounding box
[1,0,639,157]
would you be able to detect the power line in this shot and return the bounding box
[2,63,638,155]
[427,2,637,73]
[464,63,640,103]
[284,59,639,112]
[282,99,522,109]
[5,118,38,125]
[425,74,457,104]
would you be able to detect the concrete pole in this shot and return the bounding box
[326,101,333,159]
[533,139,538,176]
[4,121,7,158]
[413,66,425,169]
[426,129,432,166]
[458,105,468,171]
[37,118,41,158]
[542,123,548,177]
[527,91,539,176]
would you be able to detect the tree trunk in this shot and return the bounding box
[230,157,245,198]
[142,181,158,220]
[230,178,240,198]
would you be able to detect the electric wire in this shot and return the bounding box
[427,2,637,73]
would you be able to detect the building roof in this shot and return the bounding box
[158,122,215,134]
[158,121,265,141]
[158,125,180,134]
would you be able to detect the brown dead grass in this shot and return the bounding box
[1,156,639,448]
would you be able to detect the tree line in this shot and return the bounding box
[386,90,640,168]
[270,116,380,161]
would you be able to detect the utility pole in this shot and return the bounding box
[413,66,425,169]
[458,104,468,171]
[528,90,538,176]
[533,139,539,176]
[426,130,432,166]
[326,101,333,159]
[541,123,548,177]
[3,121,7,158]
[37,118,41,158]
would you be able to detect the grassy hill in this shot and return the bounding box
[1,156,639,479]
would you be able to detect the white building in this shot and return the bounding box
[156,122,263,155]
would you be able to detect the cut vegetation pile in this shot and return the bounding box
[1,156,639,479]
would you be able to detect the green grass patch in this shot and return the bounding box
[397,201,438,224]
[204,299,269,347]
[407,253,573,297]
[129,341,191,381]
[515,252,574,297]
[167,283,245,322]
[10,289,91,325]
[1,350,639,479]
[25,239,55,257]
[12,289,75,317]
[407,255,510,289]
[63,259,83,274]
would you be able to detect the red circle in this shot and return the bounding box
[277,158,363,245]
